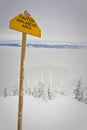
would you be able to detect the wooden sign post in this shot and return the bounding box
[9,10,41,130]
[17,32,26,130]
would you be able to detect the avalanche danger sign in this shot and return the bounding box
[9,11,41,130]
[10,13,41,37]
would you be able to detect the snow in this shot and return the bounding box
[0,44,87,130]
[0,46,87,93]
[0,96,87,130]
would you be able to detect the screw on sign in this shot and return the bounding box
[24,10,31,17]
[9,10,41,130]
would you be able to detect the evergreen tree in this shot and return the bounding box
[74,80,83,101]
[25,87,32,95]
[32,80,45,98]
[4,88,7,97]
[48,86,52,100]
[83,87,87,104]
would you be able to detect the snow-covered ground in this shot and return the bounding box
[0,44,87,130]
[0,46,87,96]
[0,95,87,130]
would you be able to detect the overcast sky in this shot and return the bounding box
[0,0,87,42]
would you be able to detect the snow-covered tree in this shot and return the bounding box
[32,80,46,98]
[74,80,83,101]
[32,79,56,101]
[83,87,87,104]
[74,77,87,104]
[25,87,32,95]
[11,80,19,96]
[47,85,55,100]
[48,86,52,100]
[4,88,7,97]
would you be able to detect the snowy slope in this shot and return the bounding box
[0,44,87,130]
[0,46,87,101]
[0,96,87,130]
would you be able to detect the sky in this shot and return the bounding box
[0,0,87,42]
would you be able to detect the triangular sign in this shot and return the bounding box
[9,13,41,37]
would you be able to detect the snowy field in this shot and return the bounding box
[0,43,87,130]
[0,45,87,95]
[0,96,87,130]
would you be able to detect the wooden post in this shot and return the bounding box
[17,32,26,130]
[9,10,41,130]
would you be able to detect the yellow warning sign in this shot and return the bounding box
[9,13,41,37]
